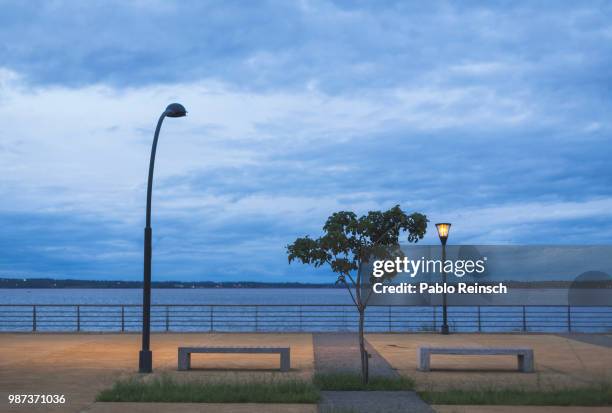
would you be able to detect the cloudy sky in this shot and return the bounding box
[0,1,610,282]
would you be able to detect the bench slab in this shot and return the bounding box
[178,346,290,372]
[418,347,534,373]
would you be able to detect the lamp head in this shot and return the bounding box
[165,103,187,118]
[435,223,451,245]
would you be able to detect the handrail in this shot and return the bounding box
[0,304,610,333]
[0,303,610,307]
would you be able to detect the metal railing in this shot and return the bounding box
[0,304,610,333]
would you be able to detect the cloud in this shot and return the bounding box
[427,198,612,245]
[0,2,610,281]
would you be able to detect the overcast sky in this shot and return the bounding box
[0,1,611,282]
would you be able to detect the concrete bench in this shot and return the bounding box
[178,346,290,372]
[418,347,534,373]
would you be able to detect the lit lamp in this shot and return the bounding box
[435,223,451,335]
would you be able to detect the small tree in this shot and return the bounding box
[287,205,427,383]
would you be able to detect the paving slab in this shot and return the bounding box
[313,334,435,412]
[558,334,612,349]
[319,391,434,413]
[313,333,398,377]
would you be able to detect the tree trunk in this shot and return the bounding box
[355,259,368,384]
[358,306,369,384]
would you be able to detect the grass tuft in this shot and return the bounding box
[420,383,612,406]
[314,372,414,391]
[96,375,319,403]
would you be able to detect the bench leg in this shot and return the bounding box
[518,352,534,373]
[418,348,430,371]
[178,351,191,371]
[280,350,290,372]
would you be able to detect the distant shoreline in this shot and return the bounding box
[1,278,610,289]
[0,278,340,289]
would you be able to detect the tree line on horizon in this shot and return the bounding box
[0,278,342,289]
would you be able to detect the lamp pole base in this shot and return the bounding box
[139,350,153,373]
[440,325,450,335]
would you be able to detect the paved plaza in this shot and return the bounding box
[0,333,610,412]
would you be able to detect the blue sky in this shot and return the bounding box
[0,1,611,282]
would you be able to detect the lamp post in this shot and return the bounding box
[435,223,451,335]
[139,103,187,373]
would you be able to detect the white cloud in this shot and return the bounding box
[0,67,546,225]
[426,198,612,244]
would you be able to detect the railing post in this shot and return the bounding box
[299,305,303,332]
[567,306,572,332]
[433,306,436,331]
[522,306,527,332]
[32,305,37,332]
[477,306,481,332]
[77,305,81,332]
[121,306,125,332]
[165,306,170,332]
[255,306,259,332]
[210,306,214,332]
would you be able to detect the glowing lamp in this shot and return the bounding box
[435,223,451,245]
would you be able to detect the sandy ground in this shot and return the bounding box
[0,333,313,413]
[367,333,612,391]
[1,333,611,412]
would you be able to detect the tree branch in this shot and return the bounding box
[341,279,359,308]
[355,261,363,310]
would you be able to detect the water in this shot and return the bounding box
[0,288,352,305]
[0,289,610,333]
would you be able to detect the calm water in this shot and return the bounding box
[1,287,609,305]
[0,288,352,305]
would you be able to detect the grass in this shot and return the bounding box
[420,383,612,406]
[97,372,612,406]
[96,372,414,403]
[314,372,414,391]
[96,375,319,403]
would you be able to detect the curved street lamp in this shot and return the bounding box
[435,223,451,335]
[139,103,187,373]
